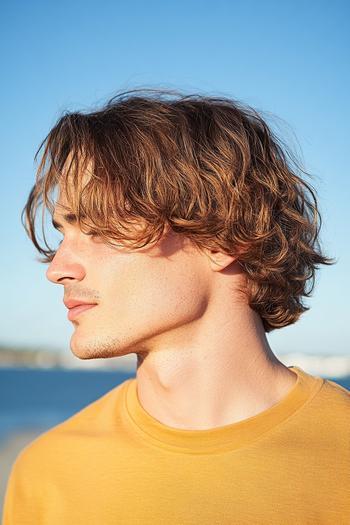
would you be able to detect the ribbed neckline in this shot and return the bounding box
[122,365,324,454]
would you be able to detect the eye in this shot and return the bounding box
[85,230,97,238]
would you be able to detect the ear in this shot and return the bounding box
[204,249,239,272]
[204,242,250,272]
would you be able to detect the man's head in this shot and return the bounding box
[45,189,248,361]
[22,88,335,360]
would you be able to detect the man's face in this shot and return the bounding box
[46,192,212,361]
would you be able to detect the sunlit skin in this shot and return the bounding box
[46,183,298,431]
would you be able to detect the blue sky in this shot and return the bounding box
[1,0,349,356]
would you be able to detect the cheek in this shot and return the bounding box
[100,253,210,327]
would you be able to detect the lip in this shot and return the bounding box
[64,298,98,309]
[67,304,97,321]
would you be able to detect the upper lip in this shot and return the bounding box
[64,299,98,309]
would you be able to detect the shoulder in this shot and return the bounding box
[320,376,350,407]
[9,378,131,475]
[311,376,350,435]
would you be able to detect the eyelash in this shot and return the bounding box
[57,230,96,245]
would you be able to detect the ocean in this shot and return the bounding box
[0,367,349,446]
[0,367,133,446]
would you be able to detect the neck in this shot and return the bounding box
[135,303,297,430]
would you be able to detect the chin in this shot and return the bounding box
[69,333,102,360]
[69,330,134,360]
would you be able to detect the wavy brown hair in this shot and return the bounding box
[22,87,336,332]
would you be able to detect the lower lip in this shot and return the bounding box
[67,304,97,321]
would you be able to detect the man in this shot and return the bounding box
[3,88,349,524]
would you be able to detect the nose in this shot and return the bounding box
[46,247,86,284]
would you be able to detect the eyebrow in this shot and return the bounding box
[52,213,79,230]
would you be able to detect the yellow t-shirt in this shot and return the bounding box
[2,365,350,524]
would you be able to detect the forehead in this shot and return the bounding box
[54,157,93,211]
[52,196,69,219]
[51,157,174,247]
